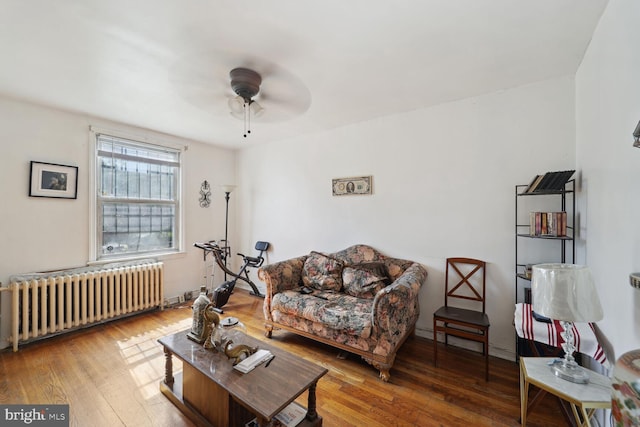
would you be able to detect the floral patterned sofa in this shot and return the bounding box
[258,244,428,381]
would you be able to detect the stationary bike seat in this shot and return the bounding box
[237,253,263,267]
[245,256,262,264]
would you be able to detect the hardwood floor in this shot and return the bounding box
[0,289,568,426]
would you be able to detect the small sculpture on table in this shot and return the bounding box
[224,340,258,365]
[202,303,221,350]
[187,286,211,343]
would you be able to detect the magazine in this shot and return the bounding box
[273,401,307,427]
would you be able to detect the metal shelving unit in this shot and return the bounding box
[514,179,575,358]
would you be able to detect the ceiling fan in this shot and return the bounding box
[169,51,311,140]
[228,67,265,137]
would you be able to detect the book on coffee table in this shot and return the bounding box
[233,349,274,373]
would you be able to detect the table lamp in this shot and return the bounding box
[531,263,603,383]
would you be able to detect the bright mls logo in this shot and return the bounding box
[1,405,68,426]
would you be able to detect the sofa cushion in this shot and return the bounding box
[302,251,344,291]
[342,262,391,298]
[271,290,373,338]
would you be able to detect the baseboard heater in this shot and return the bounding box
[2,259,164,351]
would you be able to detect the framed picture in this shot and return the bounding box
[332,176,372,196]
[29,161,78,199]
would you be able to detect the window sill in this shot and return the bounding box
[88,250,187,266]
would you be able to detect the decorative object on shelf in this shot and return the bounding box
[187,286,211,343]
[199,180,211,208]
[531,263,603,383]
[332,176,372,196]
[29,161,78,199]
[229,68,264,138]
[221,184,236,280]
[524,264,533,279]
[630,273,640,289]
[633,120,640,148]
[612,349,640,425]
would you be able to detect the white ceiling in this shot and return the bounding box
[0,1,608,149]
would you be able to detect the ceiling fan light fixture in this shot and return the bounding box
[250,100,264,118]
[228,67,264,138]
[229,67,262,101]
[228,95,245,115]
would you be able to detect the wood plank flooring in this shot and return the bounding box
[0,289,569,426]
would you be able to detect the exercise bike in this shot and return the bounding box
[193,240,269,313]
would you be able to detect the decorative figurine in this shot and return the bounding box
[187,286,210,343]
[202,303,221,350]
[224,340,258,365]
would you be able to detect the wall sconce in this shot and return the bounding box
[633,120,640,148]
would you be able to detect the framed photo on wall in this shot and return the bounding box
[29,161,78,199]
[332,176,372,196]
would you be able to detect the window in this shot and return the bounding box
[95,133,181,260]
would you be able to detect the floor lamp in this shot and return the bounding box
[221,185,236,280]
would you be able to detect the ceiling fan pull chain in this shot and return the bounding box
[243,101,248,138]
[247,101,251,136]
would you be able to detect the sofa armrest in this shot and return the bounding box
[258,255,307,295]
[372,262,428,333]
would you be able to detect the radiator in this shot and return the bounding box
[5,260,164,351]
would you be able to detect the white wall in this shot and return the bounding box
[0,96,237,349]
[237,75,577,359]
[576,0,640,362]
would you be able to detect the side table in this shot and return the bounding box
[520,357,611,427]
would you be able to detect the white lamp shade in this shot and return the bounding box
[220,184,236,194]
[531,263,603,323]
[250,100,264,117]
[228,96,245,115]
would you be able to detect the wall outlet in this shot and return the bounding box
[178,294,185,303]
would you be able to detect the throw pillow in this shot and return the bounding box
[302,251,344,291]
[342,262,392,298]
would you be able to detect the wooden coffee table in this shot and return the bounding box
[158,329,327,427]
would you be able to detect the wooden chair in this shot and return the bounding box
[433,257,490,381]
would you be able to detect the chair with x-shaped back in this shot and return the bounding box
[433,257,490,381]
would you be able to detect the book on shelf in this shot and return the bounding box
[246,401,307,427]
[528,212,567,237]
[525,175,544,193]
[524,170,575,193]
[273,401,307,427]
[534,173,556,192]
[524,175,541,193]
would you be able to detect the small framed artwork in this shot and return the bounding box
[332,176,372,196]
[29,161,78,199]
